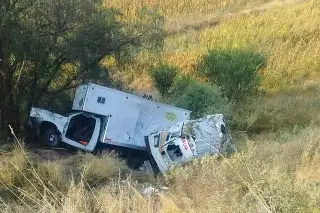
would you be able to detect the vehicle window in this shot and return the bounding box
[166,134,171,141]
[166,143,183,162]
[154,134,160,147]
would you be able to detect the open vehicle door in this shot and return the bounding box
[62,113,101,152]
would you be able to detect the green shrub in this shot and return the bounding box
[173,79,229,118]
[170,74,194,98]
[197,49,265,102]
[149,64,179,98]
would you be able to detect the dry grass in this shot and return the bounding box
[164,125,320,213]
[163,0,319,91]
[0,141,164,213]
[1,124,320,213]
[79,152,129,187]
[103,0,273,19]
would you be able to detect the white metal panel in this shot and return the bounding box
[98,116,110,142]
[82,85,142,145]
[73,83,191,118]
[30,107,68,134]
[132,100,191,148]
[72,84,89,111]
[75,84,136,116]
[82,85,110,116]
[104,98,141,145]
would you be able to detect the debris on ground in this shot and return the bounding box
[141,185,170,197]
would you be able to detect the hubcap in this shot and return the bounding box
[49,134,59,145]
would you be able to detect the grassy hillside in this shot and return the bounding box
[163,0,319,91]
[128,0,320,134]
[125,0,319,93]
[1,0,320,212]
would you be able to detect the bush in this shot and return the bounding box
[173,79,229,119]
[170,74,194,98]
[149,64,179,98]
[197,49,265,102]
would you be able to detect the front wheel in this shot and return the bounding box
[43,129,61,148]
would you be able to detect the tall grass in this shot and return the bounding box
[103,0,273,19]
[230,85,320,133]
[1,124,320,212]
[165,125,320,212]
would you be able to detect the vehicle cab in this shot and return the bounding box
[147,128,196,173]
[27,107,101,152]
[147,114,232,174]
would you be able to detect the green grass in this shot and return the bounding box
[230,85,320,133]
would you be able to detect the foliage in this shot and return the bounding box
[172,78,229,118]
[1,0,320,212]
[170,74,194,98]
[149,63,179,98]
[197,49,265,102]
[0,0,164,132]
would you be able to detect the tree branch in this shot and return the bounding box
[45,78,80,95]
[105,31,149,54]
[35,56,67,100]
[38,30,151,96]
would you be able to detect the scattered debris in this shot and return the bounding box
[141,185,170,197]
[141,186,158,197]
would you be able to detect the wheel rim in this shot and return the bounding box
[49,133,59,146]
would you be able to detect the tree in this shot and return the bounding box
[0,0,164,134]
[149,64,179,98]
[197,49,265,102]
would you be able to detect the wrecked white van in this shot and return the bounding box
[27,83,231,174]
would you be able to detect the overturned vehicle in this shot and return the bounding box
[147,114,232,173]
[26,83,232,174]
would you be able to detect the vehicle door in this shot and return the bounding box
[61,113,101,152]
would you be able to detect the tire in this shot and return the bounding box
[43,128,61,148]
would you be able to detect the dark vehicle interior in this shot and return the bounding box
[66,113,96,144]
[166,143,183,161]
